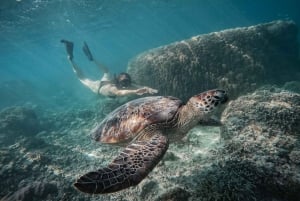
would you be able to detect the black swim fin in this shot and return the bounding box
[82,41,94,61]
[61,39,74,60]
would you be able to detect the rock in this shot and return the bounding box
[1,182,58,201]
[139,180,159,200]
[0,106,40,143]
[218,87,300,201]
[2,86,299,200]
[221,87,300,139]
[195,160,265,201]
[153,187,190,201]
[283,81,300,93]
[128,20,300,101]
[163,151,180,162]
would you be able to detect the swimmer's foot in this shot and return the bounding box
[82,41,94,61]
[61,39,74,60]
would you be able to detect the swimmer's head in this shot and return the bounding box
[116,72,132,88]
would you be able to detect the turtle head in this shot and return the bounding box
[188,89,228,114]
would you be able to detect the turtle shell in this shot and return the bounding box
[92,96,183,144]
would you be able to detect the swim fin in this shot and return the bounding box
[82,41,94,61]
[61,39,74,60]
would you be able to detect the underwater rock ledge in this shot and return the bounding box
[216,87,300,201]
[127,20,300,101]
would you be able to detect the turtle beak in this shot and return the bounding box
[211,89,228,104]
[213,90,228,104]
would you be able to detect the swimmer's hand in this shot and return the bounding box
[147,87,158,94]
[135,87,158,95]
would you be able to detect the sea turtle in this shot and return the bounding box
[74,89,228,194]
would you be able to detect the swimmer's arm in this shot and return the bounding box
[135,85,158,95]
[108,86,158,96]
[131,84,158,94]
[114,89,140,96]
[101,85,138,97]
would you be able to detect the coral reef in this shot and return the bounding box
[153,187,190,201]
[283,81,300,93]
[1,182,58,201]
[127,20,300,101]
[194,160,267,201]
[1,87,299,200]
[218,87,300,201]
[0,100,131,201]
[0,106,40,144]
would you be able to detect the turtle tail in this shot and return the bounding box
[74,133,168,194]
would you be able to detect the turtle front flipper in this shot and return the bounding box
[74,133,168,194]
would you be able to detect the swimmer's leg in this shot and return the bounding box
[82,41,93,61]
[61,39,74,60]
[69,60,85,80]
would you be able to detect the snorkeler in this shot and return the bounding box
[61,40,158,97]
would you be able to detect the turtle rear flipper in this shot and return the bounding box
[74,133,168,194]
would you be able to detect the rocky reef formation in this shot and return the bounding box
[0,98,132,201]
[1,86,299,201]
[283,80,300,93]
[213,87,300,201]
[1,182,58,201]
[0,106,40,144]
[128,20,300,101]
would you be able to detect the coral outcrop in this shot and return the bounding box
[1,182,58,201]
[215,88,300,201]
[1,87,299,201]
[0,106,40,144]
[128,20,300,101]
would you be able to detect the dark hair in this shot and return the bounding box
[116,72,132,88]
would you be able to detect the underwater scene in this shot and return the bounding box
[1,0,300,200]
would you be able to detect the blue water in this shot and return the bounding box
[0,0,299,110]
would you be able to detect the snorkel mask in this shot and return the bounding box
[117,73,132,88]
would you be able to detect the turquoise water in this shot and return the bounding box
[0,1,300,200]
[1,0,299,110]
